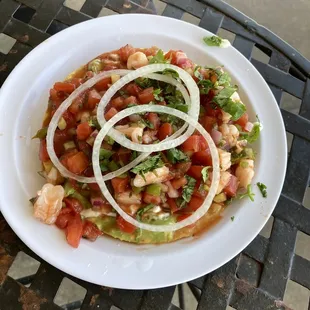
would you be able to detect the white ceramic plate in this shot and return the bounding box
[0,14,286,289]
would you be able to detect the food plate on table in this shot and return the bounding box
[0,14,286,289]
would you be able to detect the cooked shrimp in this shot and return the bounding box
[165,181,179,198]
[216,171,232,194]
[235,139,248,154]
[221,110,231,124]
[116,191,141,205]
[33,184,65,224]
[127,52,148,69]
[133,166,170,187]
[235,159,254,188]
[142,130,158,144]
[115,125,144,144]
[217,148,231,171]
[220,124,239,147]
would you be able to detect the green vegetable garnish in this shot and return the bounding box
[217,72,231,87]
[149,49,168,64]
[108,160,120,172]
[32,127,48,140]
[231,216,235,221]
[153,88,164,101]
[135,77,153,89]
[29,197,37,205]
[88,117,100,130]
[257,182,267,198]
[99,148,114,160]
[238,184,255,202]
[146,184,161,196]
[132,185,144,194]
[203,35,224,47]
[180,175,196,207]
[131,155,164,176]
[166,148,188,164]
[231,148,255,164]
[201,166,211,183]
[104,135,115,145]
[139,118,154,129]
[197,79,213,94]
[162,68,179,79]
[64,182,92,209]
[136,204,155,221]
[240,123,261,143]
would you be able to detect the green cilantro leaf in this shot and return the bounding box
[162,68,179,79]
[153,88,164,101]
[149,49,168,64]
[32,127,48,140]
[166,148,189,164]
[257,182,267,198]
[203,35,224,47]
[201,166,211,183]
[198,79,213,94]
[231,216,235,221]
[136,204,155,221]
[99,148,114,160]
[131,155,164,176]
[167,102,189,113]
[88,117,101,130]
[231,148,255,164]
[240,123,261,143]
[181,175,196,204]
[194,66,203,80]
[238,184,255,201]
[139,118,154,129]
[135,77,153,88]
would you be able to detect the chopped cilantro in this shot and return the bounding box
[218,72,231,87]
[240,123,261,143]
[131,155,164,176]
[166,148,188,164]
[32,127,47,140]
[181,175,196,206]
[201,166,211,183]
[257,182,267,198]
[203,35,224,47]
[104,135,114,145]
[238,184,255,201]
[194,66,203,80]
[88,117,101,130]
[164,84,175,95]
[159,113,182,126]
[130,151,138,161]
[162,68,179,79]
[149,49,168,64]
[135,77,153,89]
[231,216,235,221]
[153,88,164,101]
[139,118,154,129]
[198,79,213,94]
[99,148,114,160]
[167,102,188,113]
[136,204,155,221]
[231,148,255,164]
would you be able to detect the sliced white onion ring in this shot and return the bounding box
[46,69,131,183]
[92,105,220,232]
[96,64,200,153]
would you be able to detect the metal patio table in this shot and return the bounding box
[0,1,309,309]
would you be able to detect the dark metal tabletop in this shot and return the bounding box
[0,1,309,309]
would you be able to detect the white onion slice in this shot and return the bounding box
[92,105,220,232]
[96,64,200,152]
[46,70,131,183]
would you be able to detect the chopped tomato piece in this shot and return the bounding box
[82,221,102,241]
[76,122,92,140]
[60,149,78,167]
[111,96,125,110]
[187,165,204,180]
[138,87,155,104]
[62,111,76,128]
[105,107,118,120]
[124,96,138,107]
[49,88,60,102]
[125,83,141,96]
[39,140,50,162]
[87,89,101,109]
[202,115,217,133]
[167,197,179,213]
[119,44,135,62]
[111,176,130,194]
[66,214,83,248]
[77,140,92,158]
[64,197,83,214]
[223,175,239,197]
[176,213,195,228]
[143,192,161,205]
[171,177,187,190]
[234,112,248,128]
[113,147,131,165]
[181,135,208,152]
[88,183,101,191]
[146,112,160,130]
[69,93,85,115]
[67,151,89,174]
[54,82,75,93]
[68,78,82,88]
[187,196,204,212]
[95,77,111,91]
[205,104,221,117]
[173,162,192,178]
[158,101,167,106]
[116,216,136,233]
[55,211,73,229]
[158,123,173,141]
[54,129,70,155]
[192,150,212,166]
[193,180,207,198]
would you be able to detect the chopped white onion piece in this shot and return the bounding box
[92,105,220,232]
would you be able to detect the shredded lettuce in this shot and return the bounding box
[240,123,261,143]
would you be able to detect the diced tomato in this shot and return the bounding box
[67,151,89,174]
[187,165,204,180]
[187,196,204,212]
[124,95,138,106]
[138,87,155,104]
[110,96,125,110]
[54,129,70,155]
[223,175,239,197]
[113,147,131,165]
[181,135,208,152]
[167,197,178,213]
[111,176,130,194]
[192,150,212,166]
[76,122,93,140]
[171,177,187,190]
[88,183,101,191]
[69,93,85,115]
[61,111,76,128]
[39,140,50,162]
[66,214,83,248]
[205,104,221,117]
[60,149,78,167]
[77,140,92,158]
[158,101,166,106]
[54,82,75,93]
[125,83,141,96]
[143,192,161,205]
[83,166,94,177]
[119,44,135,62]
[158,123,173,141]
[164,50,178,63]
[193,180,207,198]
[176,213,195,228]
[146,112,160,130]
[173,162,192,178]
[200,91,216,107]
[116,215,136,233]
[234,112,248,128]
[87,89,101,110]
[49,88,60,102]
[64,197,83,214]
[82,221,102,241]
[105,107,118,120]
[95,77,111,91]
[201,115,217,133]
[68,78,82,88]
[55,211,73,229]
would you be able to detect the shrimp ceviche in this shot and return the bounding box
[31,44,261,247]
